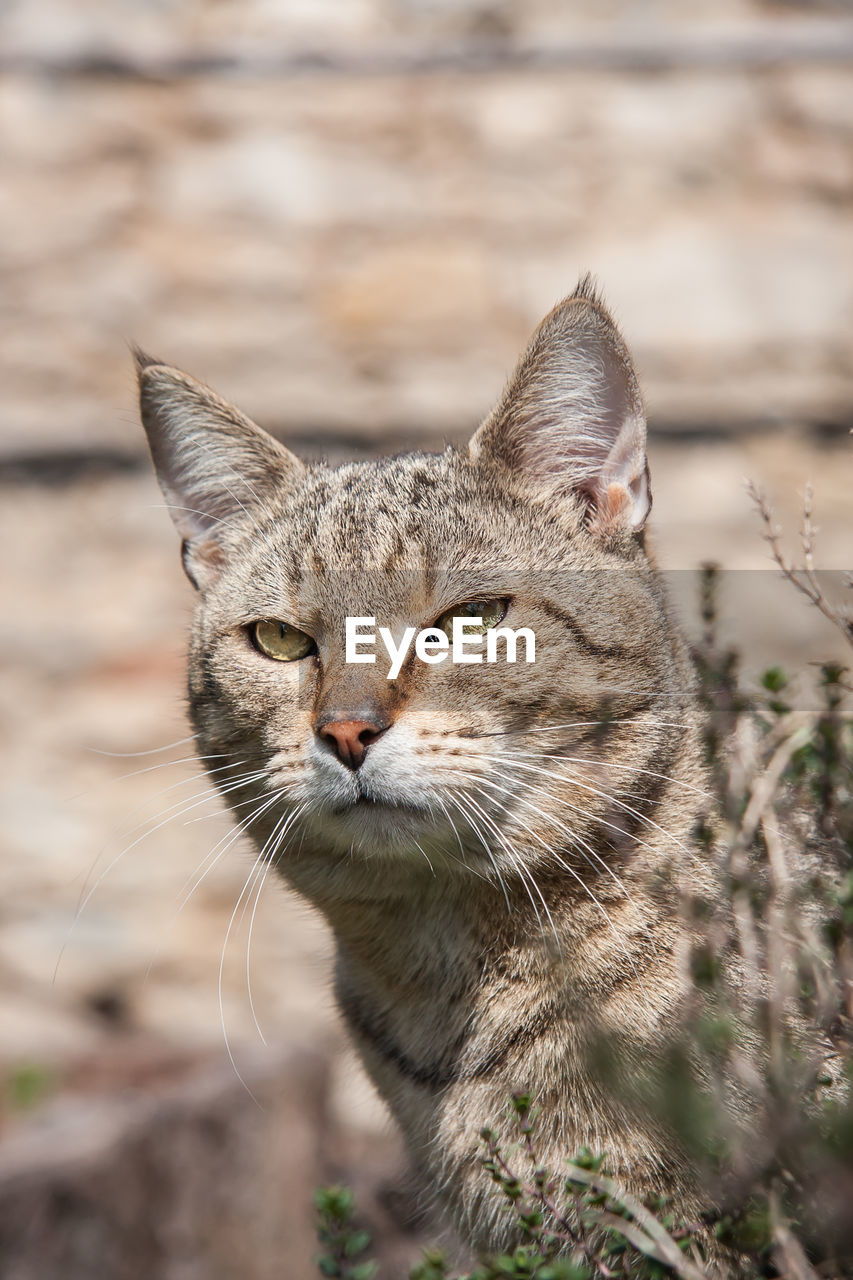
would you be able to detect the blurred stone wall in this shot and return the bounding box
[1,0,852,457]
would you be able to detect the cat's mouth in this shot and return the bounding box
[306,758,437,838]
[328,774,431,814]
[310,789,442,856]
[339,794,427,816]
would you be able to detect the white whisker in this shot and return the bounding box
[218,801,307,1093]
[56,764,269,981]
[463,777,652,1002]
[85,734,197,758]
[453,788,560,957]
[507,757,705,871]
[510,747,711,801]
[462,768,651,934]
[445,791,513,916]
[143,787,292,984]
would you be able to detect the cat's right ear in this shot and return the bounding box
[135,350,305,590]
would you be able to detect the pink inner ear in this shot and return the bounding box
[587,482,633,534]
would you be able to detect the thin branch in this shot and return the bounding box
[769,1189,822,1280]
[748,480,853,648]
[564,1163,710,1280]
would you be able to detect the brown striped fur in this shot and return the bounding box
[137,281,725,1256]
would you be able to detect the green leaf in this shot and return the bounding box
[344,1229,372,1257]
[314,1185,355,1222]
[349,1264,378,1280]
[760,666,788,694]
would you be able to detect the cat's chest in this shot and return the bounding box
[331,924,578,1101]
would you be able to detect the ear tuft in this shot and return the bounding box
[469,279,651,534]
[570,271,604,307]
[131,345,163,375]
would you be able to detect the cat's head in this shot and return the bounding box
[138,281,690,887]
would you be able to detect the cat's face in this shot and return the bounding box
[139,282,691,888]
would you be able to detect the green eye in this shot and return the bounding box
[251,619,316,662]
[435,599,508,638]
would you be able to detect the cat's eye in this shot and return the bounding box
[250,619,316,662]
[434,599,508,638]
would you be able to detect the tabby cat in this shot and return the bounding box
[137,280,726,1256]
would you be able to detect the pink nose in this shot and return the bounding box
[318,719,386,770]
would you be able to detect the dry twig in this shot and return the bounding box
[748,480,853,647]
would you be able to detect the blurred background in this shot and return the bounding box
[0,1,851,1276]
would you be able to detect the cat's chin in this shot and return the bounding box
[308,797,447,857]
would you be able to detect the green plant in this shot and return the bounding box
[314,1185,377,1280]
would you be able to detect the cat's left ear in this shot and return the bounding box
[136,351,306,589]
[469,279,651,534]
